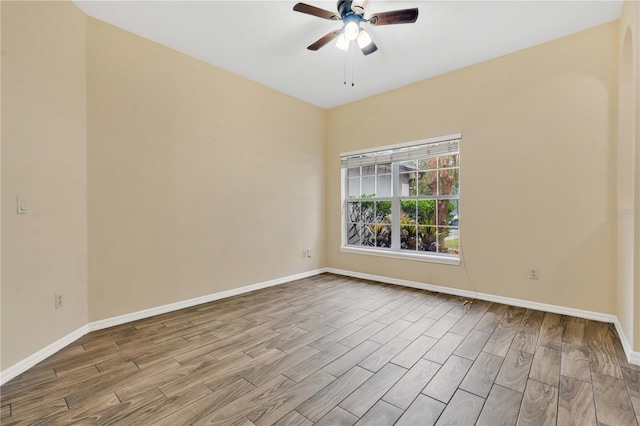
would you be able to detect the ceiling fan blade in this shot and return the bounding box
[360,38,378,56]
[369,8,418,25]
[293,3,340,20]
[307,29,343,51]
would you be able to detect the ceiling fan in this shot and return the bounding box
[293,0,419,56]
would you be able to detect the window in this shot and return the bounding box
[341,135,460,264]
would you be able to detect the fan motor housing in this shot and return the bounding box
[337,0,360,18]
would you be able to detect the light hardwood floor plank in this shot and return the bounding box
[353,400,403,426]
[339,363,407,417]
[476,384,522,426]
[191,374,297,426]
[453,329,491,361]
[586,320,624,379]
[296,366,372,422]
[423,331,465,364]
[510,309,544,354]
[537,312,563,351]
[529,346,561,387]
[561,343,591,383]
[558,375,597,426]
[517,379,558,426]
[422,355,473,403]
[246,370,336,426]
[357,336,412,372]
[592,371,637,426]
[315,406,358,426]
[621,367,640,418]
[395,394,445,426]
[282,343,350,382]
[322,340,381,377]
[459,351,504,398]
[273,411,312,426]
[495,349,533,393]
[390,335,438,368]
[382,358,441,409]
[434,389,484,426]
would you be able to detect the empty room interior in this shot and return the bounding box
[1,0,640,424]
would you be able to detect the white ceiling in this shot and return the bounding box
[74,0,623,109]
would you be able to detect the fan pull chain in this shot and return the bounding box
[343,42,356,87]
[343,48,347,85]
[351,42,355,87]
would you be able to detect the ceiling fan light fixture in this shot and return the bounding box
[344,21,359,40]
[336,33,350,51]
[357,29,372,49]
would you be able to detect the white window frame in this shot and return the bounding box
[340,133,462,266]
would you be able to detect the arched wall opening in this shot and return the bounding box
[618,26,636,353]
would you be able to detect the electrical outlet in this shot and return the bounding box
[529,268,539,280]
[55,293,63,309]
[302,250,307,258]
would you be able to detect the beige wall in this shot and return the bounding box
[327,22,619,315]
[1,1,88,370]
[618,0,639,353]
[86,18,326,321]
[1,1,636,375]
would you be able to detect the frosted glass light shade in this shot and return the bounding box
[357,29,372,49]
[336,33,349,51]
[344,21,359,40]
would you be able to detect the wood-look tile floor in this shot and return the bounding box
[2,273,639,425]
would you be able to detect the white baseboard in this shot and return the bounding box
[0,324,89,386]
[88,268,327,333]
[613,318,640,367]
[0,268,326,386]
[326,268,640,366]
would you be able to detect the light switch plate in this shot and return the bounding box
[17,196,27,214]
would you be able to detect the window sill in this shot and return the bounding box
[340,246,461,266]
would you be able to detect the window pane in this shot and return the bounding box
[438,168,459,196]
[362,165,376,176]
[401,200,417,221]
[347,167,360,178]
[436,199,456,227]
[347,201,361,223]
[377,174,392,197]
[445,200,458,227]
[437,227,457,254]
[362,226,375,247]
[399,160,417,170]
[375,201,391,224]
[417,226,437,252]
[418,158,436,171]
[361,201,375,223]
[439,154,459,168]
[361,176,375,197]
[399,172,416,196]
[374,225,391,248]
[377,163,392,174]
[417,170,436,196]
[348,177,360,198]
[417,199,435,225]
[400,225,416,250]
[347,222,361,245]
[444,226,459,254]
